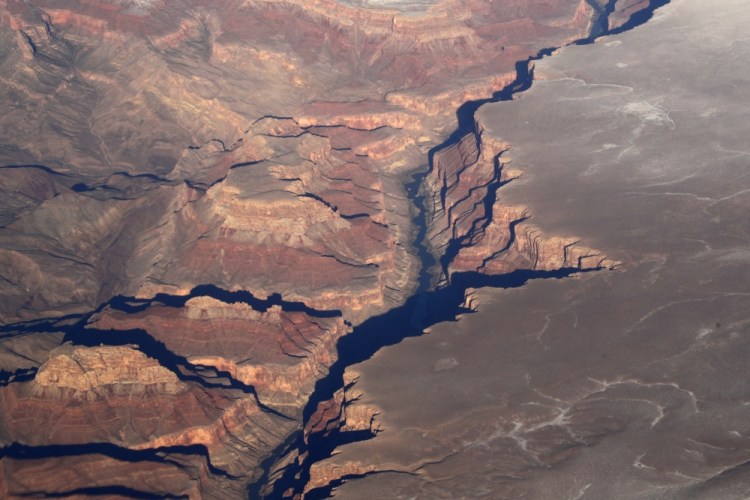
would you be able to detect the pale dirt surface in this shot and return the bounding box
[327,1,750,498]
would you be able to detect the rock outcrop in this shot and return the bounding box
[33,344,185,395]
[425,122,618,281]
[293,118,619,497]
[0,342,298,496]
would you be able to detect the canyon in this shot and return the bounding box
[0,0,723,498]
[306,0,750,498]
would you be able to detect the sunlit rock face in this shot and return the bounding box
[425,125,616,281]
[0,0,665,497]
[338,0,438,10]
[0,342,298,497]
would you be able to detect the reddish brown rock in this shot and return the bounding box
[302,370,383,494]
[0,343,297,495]
[2,345,216,447]
[33,344,185,396]
[426,124,617,279]
[0,454,203,499]
[304,370,381,441]
[91,296,350,411]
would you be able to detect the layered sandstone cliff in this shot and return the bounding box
[90,295,351,412]
[0,342,298,497]
[425,121,618,281]
[293,118,619,496]
[0,0,605,326]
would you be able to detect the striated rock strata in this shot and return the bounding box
[0,342,298,497]
[292,1,750,497]
[425,122,618,281]
[294,121,619,496]
[90,295,351,412]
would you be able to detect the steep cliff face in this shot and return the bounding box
[610,0,656,27]
[295,122,618,496]
[0,0,603,325]
[287,1,673,494]
[0,114,413,325]
[0,0,647,497]
[425,122,617,281]
[303,369,383,494]
[290,2,750,498]
[32,344,185,395]
[1,453,207,499]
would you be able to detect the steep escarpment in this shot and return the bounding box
[0,0,607,323]
[286,124,617,498]
[0,342,298,498]
[0,0,660,497]
[425,122,617,282]
[291,2,750,499]
[0,115,413,325]
[90,295,351,412]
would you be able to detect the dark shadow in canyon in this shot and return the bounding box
[107,284,342,319]
[0,1,671,497]
[0,367,38,387]
[0,443,237,498]
[19,485,186,499]
[0,441,237,479]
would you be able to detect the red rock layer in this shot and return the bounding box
[0,0,602,323]
[304,370,381,441]
[0,454,204,499]
[0,343,297,494]
[297,369,383,495]
[610,0,654,28]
